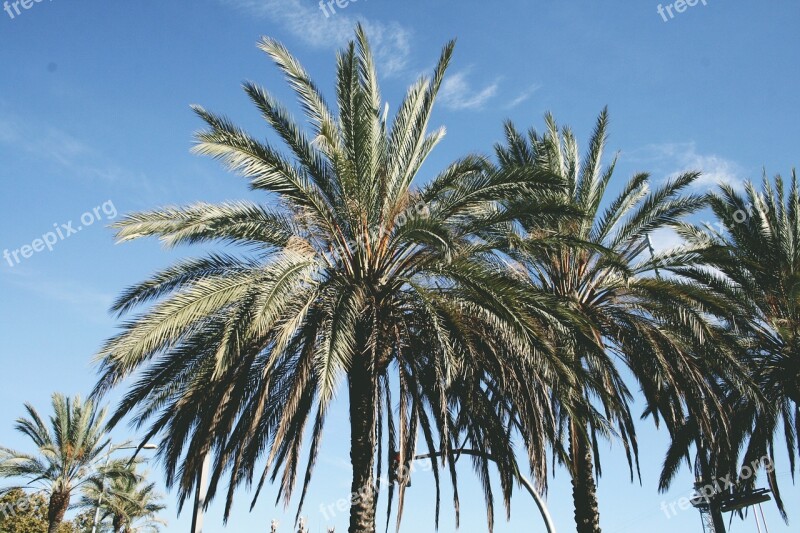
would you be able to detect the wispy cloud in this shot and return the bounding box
[505,83,542,109]
[218,0,412,76]
[0,118,17,143]
[624,142,745,190]
[0,114,167,204]
[439,70,500,111]
[0,268,115,323]
[0,117,95,175]
[648,227,685,253]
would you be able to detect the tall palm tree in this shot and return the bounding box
[80,463,166,533]
[91,26,564,533]
[493,110,746,533]
[660,171,800,519]
[0,394,131,533]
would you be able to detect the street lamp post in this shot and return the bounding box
[190,453,211,533]
[413,448,557,533]
[91,443,158,533]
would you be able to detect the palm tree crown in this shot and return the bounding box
[494,110,746,533]
[667,171,800,516]
[91,25,559,533]
[80,462,166,533]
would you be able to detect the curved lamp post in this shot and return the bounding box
[412,448,556,533]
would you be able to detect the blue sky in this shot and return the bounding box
[1,1,799,531]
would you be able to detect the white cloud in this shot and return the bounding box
[219,0,412,76]
[0,118,18,143]
[0,268,115,323]
[0,114,167,204]
[439,71,499,111]
[624,142,745,190]
[0,117,93,172]
[505,83,542,109]
[647,227,685,254]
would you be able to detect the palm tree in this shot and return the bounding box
[80,463,166,533]
[493,110,746,533]
[0,394,131,533]
[91,26,562,533]
[660,171,800,519]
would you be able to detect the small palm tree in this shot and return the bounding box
[91,25,559,533]
[0,394,131,533]
[80,463,166,533]
[494,111,746,533]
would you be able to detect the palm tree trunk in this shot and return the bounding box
[696,446,726,533]
[569,422,602,533]
[113,514,124,533]
[348,353,377,533]
[47,490,70,533]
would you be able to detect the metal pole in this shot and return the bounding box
[413,449,556,533]
[91,443,157,533]
[758,503,770,533]
[516,472,557,533]
[754,506,763,533]
[191,454,211,533]
[90,454,110,533]
[695,444,725,533]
